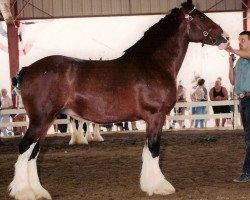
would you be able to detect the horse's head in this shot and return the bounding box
[181,0,229,49]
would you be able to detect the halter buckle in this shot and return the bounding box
[185,14,193,22]
[203,31,208,37]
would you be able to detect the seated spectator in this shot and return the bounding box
[12,90,27,135]
[102,123,113,131]
[131,121,138,130]
[55,113,68,133]
[0,88,13,136]
[171,83,187,129]
[191,79,207,128]
[115,122,123,131]
[209,79,231,127]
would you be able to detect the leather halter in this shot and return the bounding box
[184,7,217,46]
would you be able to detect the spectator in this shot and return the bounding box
[115,122,123,131]
[0,88,13,136]
[55,113,68,133]
[123,122,129,131]
[102,123,113,131]
[169,82,187,129]
[131,121,138,131]
[12,89,27,135]
[209,79,231,127]
[191,79,207,128]
[174,83,187,128]
[190,73,200,128]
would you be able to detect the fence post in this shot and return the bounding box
[233,100,239,129]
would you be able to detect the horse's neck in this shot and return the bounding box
[152,21,189,79]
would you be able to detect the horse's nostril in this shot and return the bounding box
[226,36,230,41]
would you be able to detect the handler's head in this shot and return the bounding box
[239,31,250,51]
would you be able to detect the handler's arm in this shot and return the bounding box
[227,45,250,59]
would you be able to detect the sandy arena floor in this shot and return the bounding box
[1,129,250,200]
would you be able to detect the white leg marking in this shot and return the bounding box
[76,122,88,145]
[9,143,36,200]
[140,146,175,196]
[93,124,104,142]
[69,122,77,145]
[28,155,52,200]
[85,122,93,142]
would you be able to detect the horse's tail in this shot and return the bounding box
[12,67,27,93]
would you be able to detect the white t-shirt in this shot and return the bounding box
[193,86,206,101]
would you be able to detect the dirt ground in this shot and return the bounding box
[1,129,250,200]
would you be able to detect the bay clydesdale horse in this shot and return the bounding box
[9,1,228,199]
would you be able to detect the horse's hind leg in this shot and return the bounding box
[69,120,88,145]
[93,124,104,142]
[9,119,53,200]
[76,121,88,144]
[85,122,94,142]
[140,115,175,196]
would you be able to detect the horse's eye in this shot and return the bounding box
[200,16,206,20]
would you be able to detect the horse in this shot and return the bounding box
[9,1,229,199]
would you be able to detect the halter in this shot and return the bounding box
[184,7,216,46]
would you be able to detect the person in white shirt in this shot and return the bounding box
[0,88,13,136]
[191,79,208,128]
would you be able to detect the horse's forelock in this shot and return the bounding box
[181,0,194,11]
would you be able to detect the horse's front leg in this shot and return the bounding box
[9,122,52,200]
[140,116,175,196]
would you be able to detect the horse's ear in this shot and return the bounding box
[187,0,192,4]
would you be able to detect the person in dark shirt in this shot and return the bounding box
[209,79,230,127]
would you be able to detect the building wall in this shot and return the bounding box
[16,0,242,19]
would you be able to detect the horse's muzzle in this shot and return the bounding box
[213,35,228,46]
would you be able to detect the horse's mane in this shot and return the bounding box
[123,7,182,58]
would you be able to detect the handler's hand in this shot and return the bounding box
[229,54,236,66]
[225,44,234,53]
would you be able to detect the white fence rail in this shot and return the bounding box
[0,100,242,131]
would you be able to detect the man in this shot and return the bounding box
[209,79,230,127]
[0,88,13,136]
[227,31,250,182]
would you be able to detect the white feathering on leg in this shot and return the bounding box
[85,122,94,142]
[93,124,104,142]
[28,155,52,200]
[9,143,36,200]
[140,146,175,196]
[69,121,77,145]
[76,121,88,144]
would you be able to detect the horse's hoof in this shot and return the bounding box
[76,141,88,145]
[86,136,93,142]
[10,188,36,200]
[93,135,104,142]
[141,178,175,196]
[69,140,76,145]
[154,180,175,195]
[33,187,52,200]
